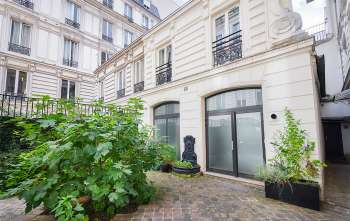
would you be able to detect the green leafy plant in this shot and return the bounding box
[256,108,326,183]
[159,144,177,164]
[4,97,163,220]
[173,160,193,169]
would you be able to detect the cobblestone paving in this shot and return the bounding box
[1,172,350,221]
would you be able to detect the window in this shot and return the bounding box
[61,79,75,100]
[5,69,27,96]
[102,19,113,42]
[103,0,113,9]
[124,30,133,47]
[66,1,80,23]
[215,6,240,40]
[150,19,154,28]
[142,15,149,29]
[134,59,144,84]
[158,44,172,66]
[154,102,180,159]
[124,3,133,20]
[143,0,151,8]
[63,38,79,67]
[117,70,125,91]
[101,51,112,64]
[9,20,31,55]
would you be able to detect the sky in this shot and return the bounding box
[172,0,326,29]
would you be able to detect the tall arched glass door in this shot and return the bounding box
[154,102,180,159]
[206,88,265,178]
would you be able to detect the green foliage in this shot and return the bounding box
[159,144,177,164]
[4,97,163,220]
[173,161,193,169]
[256,109,326,183]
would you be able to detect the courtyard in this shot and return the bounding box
[1,172,349,221]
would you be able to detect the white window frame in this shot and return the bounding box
[124,30,133,47]
[134,58,144,84]
[214,6,240,41]
[5,69,27,95]
[101,51,113,64]
[158,44,172,66]
[142,15,149,29]
[102,19,113,38]
[124,3,133,19]
[60,79,76,99]
[66,0,80,23]
[9,19,31,47]
[63,38,79,64]
[116,70,126,91]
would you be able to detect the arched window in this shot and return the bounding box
[154,102,180,159]
[206,88,264,178]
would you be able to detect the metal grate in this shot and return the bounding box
[156,63,172,86]
[212,30,242,66]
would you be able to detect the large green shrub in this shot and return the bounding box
[256,109,326,183]
[4,97,164,220]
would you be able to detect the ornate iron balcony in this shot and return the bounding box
[134,81,144,93]
[117,88,125,99]
[103,0,113,9]
[14,0,34,9]
[8,43,30,56]
[156,62,172,86]
[212,30,242,66]
[63,58,78,68]
[65,18,80,29]
[102,34,113,43]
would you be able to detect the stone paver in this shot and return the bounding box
[1,172,350,221]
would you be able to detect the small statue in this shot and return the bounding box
[182,135,197,165]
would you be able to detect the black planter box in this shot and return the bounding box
[160,164,172,173]
[172,165,200,174]
[265,181,320,211]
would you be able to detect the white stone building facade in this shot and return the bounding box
[95,0,325,188]
[0,0,161,101]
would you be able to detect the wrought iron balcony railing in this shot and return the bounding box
[134,81,144,93]
[156,62,172,86]
[0,93,111,118]
[14,0,34,9]
[102,34,113,43]
[212,30,242,66]
[117,88,125,99]
[103,0,113,9]
[305,21,331,44]
[8,43,30,56]
[63,58,78,68]
[65,18,80,29]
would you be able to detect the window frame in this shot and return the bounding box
[5,68,27,96]
[10,19,31,48]
[116,69,126,91]
[124,30,133,47]
[102,19,113,38]
[124,3,133,19]
[63,38,79,66]
[134,58,144,84]
[157,44,172,66]
[142,15,149,29]
[66,0,80,23]
[214,5,240,41]
[60,79,76,100]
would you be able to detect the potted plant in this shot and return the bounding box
[256,109,326,211]
[172,160,200,175]
[159,143,176,173]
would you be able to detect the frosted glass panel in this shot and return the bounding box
[154,103,179,116]
[236,112,264,176]
[168,118,180,160]
[154,119,167,143]
[207,89,262,111]
[208,115,233,172]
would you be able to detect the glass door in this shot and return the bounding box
[207,114,235,174]
[235,111,264,177]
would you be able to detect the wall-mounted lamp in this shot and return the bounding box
[271,114,277,120]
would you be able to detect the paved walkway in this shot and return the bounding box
[1,172,350,221]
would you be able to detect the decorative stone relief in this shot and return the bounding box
[0,56,7,67]
[269,0,304,45]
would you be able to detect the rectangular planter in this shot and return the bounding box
[265,181,320,211]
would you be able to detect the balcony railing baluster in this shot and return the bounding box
[65,18,80,29]
[134,81,144,93]
[212,30,242,66]
[156,62,172,85]
[8,43,31,56]
[13,0,34,9]
[117,89,125,99]
[63,58,78,68]
[102,34,113,43]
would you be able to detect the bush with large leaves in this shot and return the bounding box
[5,97,163,220]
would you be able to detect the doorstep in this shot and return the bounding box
[204,171,264,187]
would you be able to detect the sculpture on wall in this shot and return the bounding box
[269,0,303,44]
